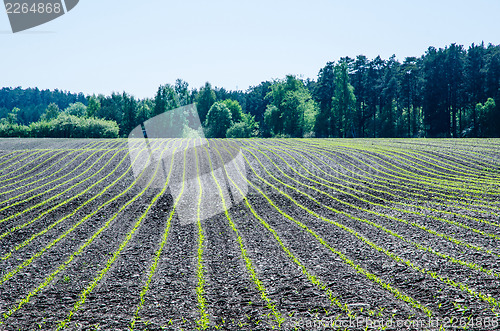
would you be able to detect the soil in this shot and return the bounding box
[0,138,499,330]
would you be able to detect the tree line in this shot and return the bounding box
[1,42,499,139]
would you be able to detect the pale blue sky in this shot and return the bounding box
[1,0,500,99]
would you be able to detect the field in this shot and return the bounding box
[0,138,499,331]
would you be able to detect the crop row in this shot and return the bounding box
[0,138,498,330]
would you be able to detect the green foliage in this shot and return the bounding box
[226,122,250,138]
[281,90,305,137]
[86,96,101,118]
[153,105,189,138]
[154,84,180,116]
[303,100,318,137]
[175,79,191,106]
[136,99,152,124]
[29,114,119,138]
[196,82,217,125]
[284,89,318,137]
[121,92,137,136]
[331,61,357,137]
[226,113,259,138]
[477,98,499,137]
[265,75,318,137]
[0,112,119,138]
[40,103,60,122]
[0,87,87,125]
[314,62,335,137]
[64,102,87,117]
[96,93,122,124]
[263,104,281,137]
[5,107,21,125]
[205,102,232,138]
[221,99,243,123]
[0,122,30,137]
[245,81,272,124]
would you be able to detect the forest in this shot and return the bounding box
[1,42,499,138]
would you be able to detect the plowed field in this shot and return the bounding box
[0,138,499,330]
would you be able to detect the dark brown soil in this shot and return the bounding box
[0,138,499,331]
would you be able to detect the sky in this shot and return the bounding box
[1,0,500,99]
